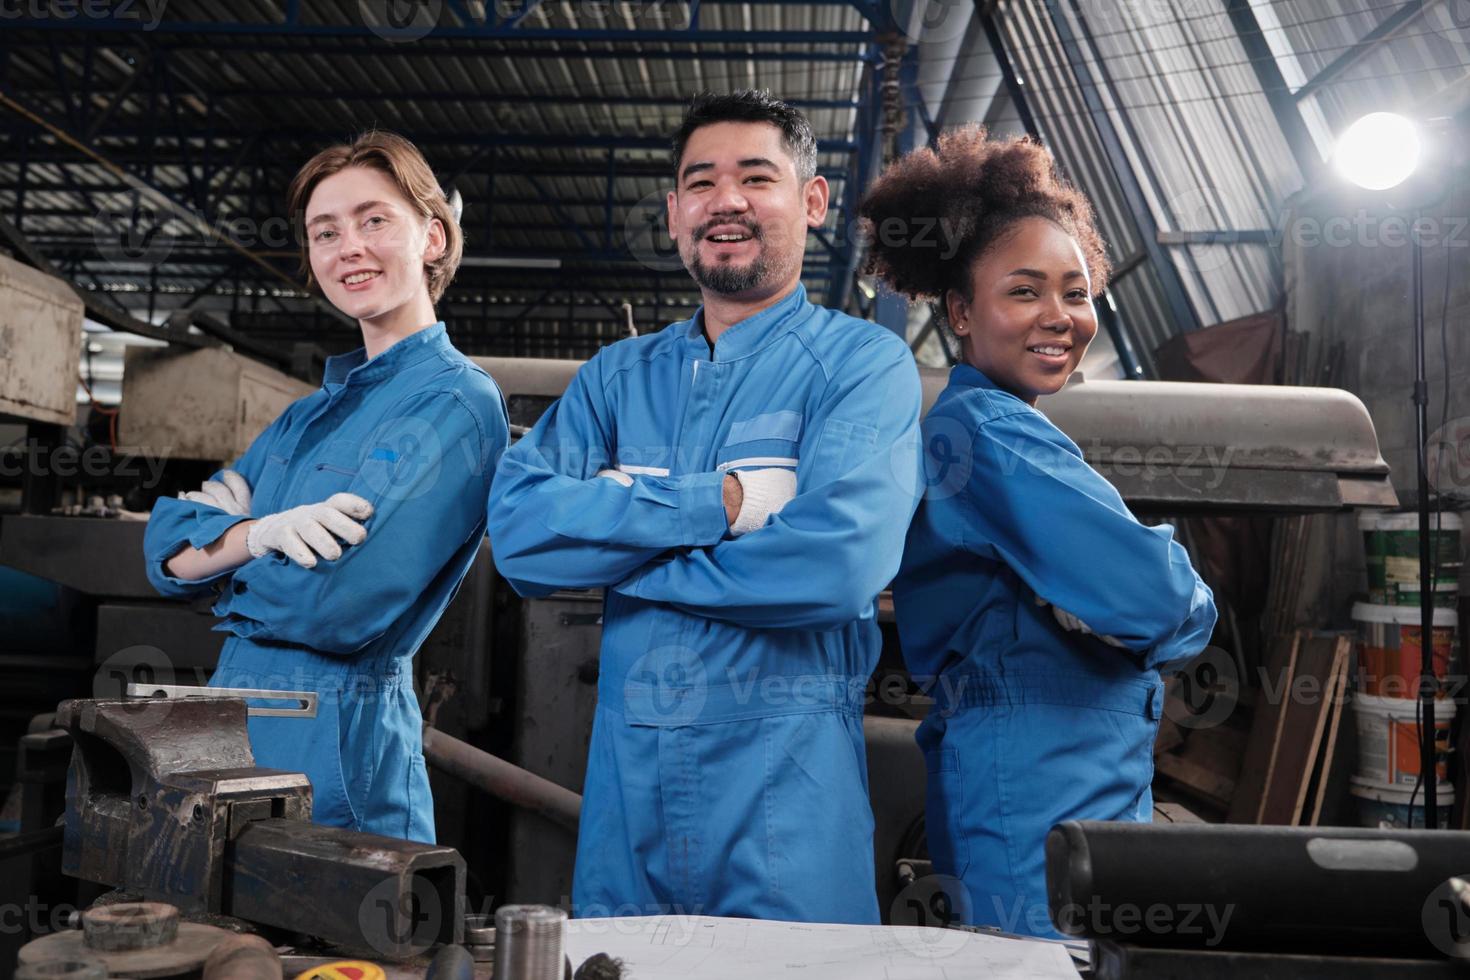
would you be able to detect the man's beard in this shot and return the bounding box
[683,220,794,296]
[687,248,772,295]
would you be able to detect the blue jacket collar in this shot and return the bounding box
[949,362,1003,392]
[324,322,450,387]
[949,363,1038,410]
[682,284,811,361]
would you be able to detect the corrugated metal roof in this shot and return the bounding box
[0,1,873,355]
[3,0,1465,361]
[920,0,1467,376]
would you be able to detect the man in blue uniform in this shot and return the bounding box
[487,91,922,923]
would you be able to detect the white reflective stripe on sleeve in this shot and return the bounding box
[716,457,800,471]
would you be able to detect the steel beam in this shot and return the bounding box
[979,5,1040,138]
[7,20,872,44]
[76,125,858,154]
[1292,0,1425,104]
[1222,0,1323,179]
[63,88,857,110]
[152,40,873,63]
[1043,3,1201,334]
[832,58,885,313]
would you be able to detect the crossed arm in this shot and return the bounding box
[487,340,923,630]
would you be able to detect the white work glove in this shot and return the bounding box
[246,493,374,569]
[179,469,253,516]
[1039,596,1127,648]
[596,468,634,487]
[729,468,798,537]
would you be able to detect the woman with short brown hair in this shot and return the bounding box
[144,131,507,842]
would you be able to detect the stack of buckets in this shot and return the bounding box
[1351,511,1463,827]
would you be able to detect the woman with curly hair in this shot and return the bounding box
[861,127,1217,936]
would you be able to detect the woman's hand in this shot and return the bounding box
[1037,595,1127,648]
[246,493,375,569]
[178,469,253,516]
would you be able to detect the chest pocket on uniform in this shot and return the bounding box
[715,410,802,473]
[294,440,364,503]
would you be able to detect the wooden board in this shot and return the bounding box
[1260,631,1352,826]
[1155,752,1236,811]
[1227,632,1300,823]
[1304,641,1352,826]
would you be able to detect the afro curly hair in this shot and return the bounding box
[858,126,1109,352]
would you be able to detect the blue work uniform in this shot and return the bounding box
[144,324,508,843]
[893,363,1216,938]
[487,285,922,923]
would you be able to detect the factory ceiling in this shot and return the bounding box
[1,0,1465,370]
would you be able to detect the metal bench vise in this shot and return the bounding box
[55,697,464,959]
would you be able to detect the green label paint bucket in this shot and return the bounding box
[1358,510,1462,608]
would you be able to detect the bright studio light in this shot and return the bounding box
[1333,112,1421,190]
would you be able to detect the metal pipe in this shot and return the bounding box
[422,728,582,832]
[1411,208,1437,827]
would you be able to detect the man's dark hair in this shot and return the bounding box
[671,90,818,182]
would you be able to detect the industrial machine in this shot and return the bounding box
[53,696,464,959]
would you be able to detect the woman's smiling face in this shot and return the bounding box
[304,165,444,326]
[946,216,1097,405]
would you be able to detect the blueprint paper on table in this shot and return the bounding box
[564,915,1080,979]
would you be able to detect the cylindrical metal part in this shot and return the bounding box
[423,728,582,832]
[424,943,475,980]
[81,902,180,951]
[1047,821,1470,957]
[202,934,282,980]
[494,905,568,980]
[15,960,108,980]
[464,913,496,945]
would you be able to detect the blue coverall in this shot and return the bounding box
[144,324,508,843]
[893,363,1217,937]
[487,285,922,923]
